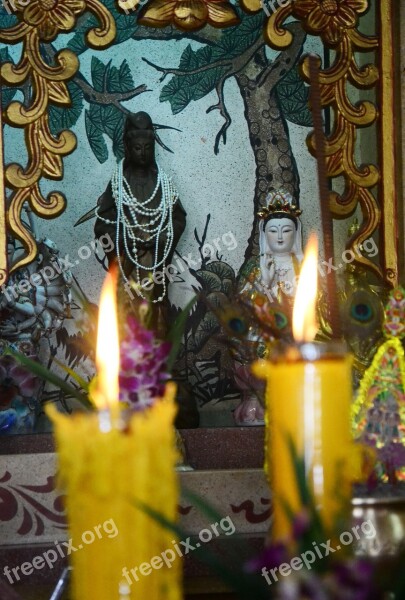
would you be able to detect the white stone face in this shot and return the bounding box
[264,218,296,255]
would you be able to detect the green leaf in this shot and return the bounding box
[276,66,313,127]
[91,56,107,93]
[112,114,125,160]
[133,498,269,600]
[5,349,93,409]
[91,104,122,138]
[103,60,134,94]
[85,110,109,163]
[53,357,89,393]
[197,270,222,292]
[217,9,263,57]
[167,296,197,372]
[0,5,18,28]
[49,81,84,135]
[118,60,134,92]
[205,261,235,281]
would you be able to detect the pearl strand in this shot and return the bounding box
[106,160,177,303]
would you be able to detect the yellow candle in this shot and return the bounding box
[254,345,352,541]
[254,235,353,541]
[47,270,182,599]
[47,386,181,600]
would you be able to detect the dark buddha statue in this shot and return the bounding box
[94,111,187,332]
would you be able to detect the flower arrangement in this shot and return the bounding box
[119,316,171,409]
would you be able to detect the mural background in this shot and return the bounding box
[1,2,359,425]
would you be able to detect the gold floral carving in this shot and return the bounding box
[0,0,117,285]
[138,0,240,31]
[241,0,398,286]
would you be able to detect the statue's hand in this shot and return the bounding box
[260,257,275,288]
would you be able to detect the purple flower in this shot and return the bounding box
[119,317,171,409]
[244,542,289,573]
[0,356,39,405]
[292,510,311,539]
[327,559,379,600]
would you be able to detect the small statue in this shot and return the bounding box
[239,189,303,306]
[256,189,303,303]
[94,112,186,331]
[233,189,303,426]
[0,236,72,342]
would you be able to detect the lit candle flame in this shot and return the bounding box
[94,269,119,409]
[293,233,318,343]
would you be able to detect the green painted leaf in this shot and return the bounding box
[276,66,313,127]
[92,104,122,137]
[118,60,134,92]
[49,82,84,135]
[160,43,227,113]
[91,56,107,93]
[90,56,134,96]
[85,110,109,164]
[218,8,263,57]
[112,114,125,160]
[0,5,18,28]
[193,67,224,101]
[205,261,235,281]
[197,270,222,292]
[179,44,201,70]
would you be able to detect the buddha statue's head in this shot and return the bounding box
[123,111,155,168]
[258,190,303,258]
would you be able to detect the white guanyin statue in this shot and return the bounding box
[257,189,304,303]
[233,189,304,426]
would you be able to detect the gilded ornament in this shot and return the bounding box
[138,0,240,31]
[0,0,117,280]
[293,0,368,45]
[15,0,86,42]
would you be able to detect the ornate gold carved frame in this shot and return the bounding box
[0,0,401,287]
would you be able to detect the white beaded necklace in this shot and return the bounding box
[95,160,178,302]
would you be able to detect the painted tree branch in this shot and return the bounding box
[73,72,149,114]
[207,73,232,155]
[142,56,234,81]
[132,24,222,46]
[43,44,149,115]
[143,35,265,153]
